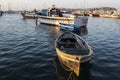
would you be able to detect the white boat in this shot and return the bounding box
[37,15,74,25]
[36,6,88,27]
[100,14,120,19]
[21,12,37,19]
[55,32,93,76]
[100,12,120,19]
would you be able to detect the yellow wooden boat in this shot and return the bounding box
[55,32,93,76]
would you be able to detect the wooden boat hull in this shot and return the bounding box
[55,32,93,76]
[56,45,93,76]
[56,48,80,76]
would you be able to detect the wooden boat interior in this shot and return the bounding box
[57,32,89,56]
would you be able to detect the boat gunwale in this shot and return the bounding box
[55,32,93,58]
[38,15,74,21]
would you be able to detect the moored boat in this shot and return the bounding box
[37,15,74,26]
[92,14,100,17]
[60,23,77,31]
[36,5,88,27]
[100,11,120,19]
[59,16,88,32]
[100,14,120,19]
[21,10,37,19]
[21,13,37,19]
[55,32,93,76]
[21,12,37,19]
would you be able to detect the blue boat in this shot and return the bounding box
[60,23,81,32]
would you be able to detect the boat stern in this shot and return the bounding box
[55,48,81,76]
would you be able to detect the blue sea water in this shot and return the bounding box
[0,14,120,80]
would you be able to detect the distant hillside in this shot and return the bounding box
[59,7,117,13]
[86,7,117,10]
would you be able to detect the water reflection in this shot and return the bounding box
[37,24,88,37]
[60,26,88,36]
[80,27,88,36]
[54,57,77,80]
[37,24,60,36]
[54,57,92,80]
[78,62,92,80]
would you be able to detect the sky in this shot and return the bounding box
[0,0,120,11]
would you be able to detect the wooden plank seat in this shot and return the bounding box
[64,48,89,55]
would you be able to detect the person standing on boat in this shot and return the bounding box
[56,9,63,17]
[50,9,53,16]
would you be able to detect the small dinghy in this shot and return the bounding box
[55,31,93,76]
[60,23,81,32]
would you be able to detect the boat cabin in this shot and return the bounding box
[40,5,63,17]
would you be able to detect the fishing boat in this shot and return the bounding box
[21,12,37,19]
[92,14,100,17]
[21,10,38,19]
[55,31,93,76]
[36,5,88,27]
[21,13,37,19]
[59,16,88,32]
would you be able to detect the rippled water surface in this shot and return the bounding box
[0,14,120,80]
